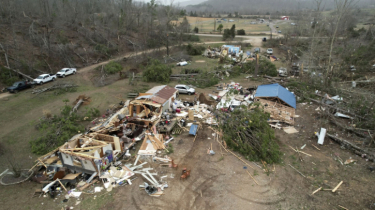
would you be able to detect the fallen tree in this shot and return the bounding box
[217,106,281,164]
[32,83,78,95]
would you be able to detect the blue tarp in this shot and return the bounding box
[189,124,198,136]
[254,83,296,109]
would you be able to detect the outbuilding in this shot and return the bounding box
[254,83,296,124]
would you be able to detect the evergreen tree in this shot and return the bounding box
[230,24,236,38]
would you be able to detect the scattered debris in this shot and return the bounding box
[332,181,343,192]
[289,164,306,178]
[317,128,326,145]
[311,187,322,195]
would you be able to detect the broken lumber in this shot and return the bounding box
[311,144,320,151]
[338,205,349,210]
[311,187,322,195]
[288,164,306,178]
[332,181,343,192]
[246,170,259,185]
[289,146,312,157]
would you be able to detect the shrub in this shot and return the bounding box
[142,59,172,83]
[237,29,246,35]
[0,67,19,86]
[243,59,277,76]
[186,44,205,55]
[104,61,123,74]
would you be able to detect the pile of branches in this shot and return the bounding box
[32,83,78,95]
[218,106,281,164]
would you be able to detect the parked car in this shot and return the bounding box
[350,65,356,71]
[33,74,56,85]
[56,68,76,77]
[278,30,282,33]
[267,48,273,54]
[291,23,296,26]
[262,37,267,42]
[276,26,279,28]
[175,84,195,95]
[6,81,35,93]
[254,48,261,53]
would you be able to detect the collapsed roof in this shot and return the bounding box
[254,83,296,109]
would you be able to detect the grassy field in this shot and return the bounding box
[184,17,269,34]
[198,35,245,42]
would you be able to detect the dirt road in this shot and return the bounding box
[0,92,11,99]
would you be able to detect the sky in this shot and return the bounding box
[136,0,198,5]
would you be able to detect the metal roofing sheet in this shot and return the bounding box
[146,85,166,94]
[154,86,177,101]
[136,95,152,100]
[151,96,167,104]
[254,83,296,109]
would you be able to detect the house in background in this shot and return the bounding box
[254,83,296,125]
[281,16,290,20]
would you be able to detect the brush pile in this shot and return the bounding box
[218,106,281,164]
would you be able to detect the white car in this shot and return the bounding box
[56,68,76,77]
[33,74,56,85]
[267,48,273,54]
[175,84,195,95]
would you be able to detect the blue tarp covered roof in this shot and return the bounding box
[254,83,296,109]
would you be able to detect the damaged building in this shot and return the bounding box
[254,83,296,125]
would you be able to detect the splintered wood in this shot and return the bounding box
[256,98,295,125]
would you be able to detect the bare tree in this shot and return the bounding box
[326,0,355,82]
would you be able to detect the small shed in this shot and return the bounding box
[254,83,296,124]
[281,16,290,20]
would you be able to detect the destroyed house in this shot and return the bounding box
[57,133,124,174]
[129,85,178,125]
[254,83,296,124]
[221,45,241,54]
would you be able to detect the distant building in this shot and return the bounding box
[281,16,289,20]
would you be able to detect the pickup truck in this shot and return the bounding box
[56,68,76,77]
[6,81,35,93]
[33,74,56,85]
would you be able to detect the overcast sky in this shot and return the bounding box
[136,0,195,5]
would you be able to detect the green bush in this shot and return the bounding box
[243,59,277,76]
[186,43,205,55]
[142,59,172,83]
[0,67,19,86]
[237,29,246,35]
[104,61,123,74]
